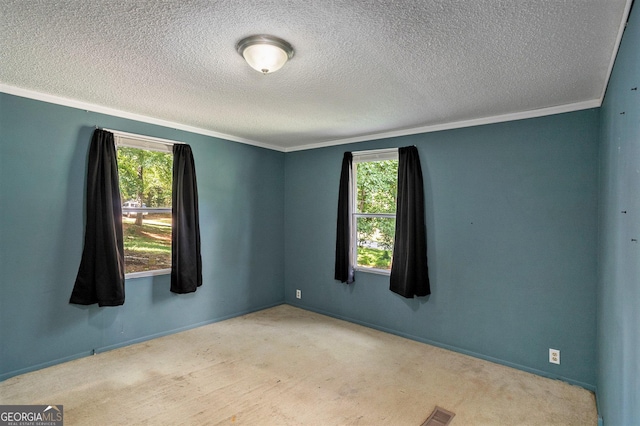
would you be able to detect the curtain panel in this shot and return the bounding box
[171,144,202,294]
[70,129,125,306]
[389,146,430,298]
[334,152,354,283]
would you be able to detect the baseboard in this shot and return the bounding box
[595,386,604,426]
[0,301,285,382]
[95,301,285,355]
[290,302,596,392]
[0,351,95,382]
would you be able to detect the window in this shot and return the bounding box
[71,128,201,305]
[115,133,174,277]
[352,149,398,273]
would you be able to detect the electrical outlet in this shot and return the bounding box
[549,348,560,365]
[296,289,301,299]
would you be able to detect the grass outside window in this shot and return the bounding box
[122,213,172,273]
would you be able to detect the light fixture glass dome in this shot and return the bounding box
[236,35,294,74]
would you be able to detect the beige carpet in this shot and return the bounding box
[0,305,596,425]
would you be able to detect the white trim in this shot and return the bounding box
[1,84,601,154]
[117,135,173,276]
[0,84,286,152]
[122,207,171,214]
[354,213,396,219]
[125,268,171,280]
[110,128,183,146]
[285,100,601,152]
[350,154,398,271]
[354,266,391,276]
[600,0,634,102]
[112,129,178,153]
[352,148,398,163]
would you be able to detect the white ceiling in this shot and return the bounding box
[0,1,632,152]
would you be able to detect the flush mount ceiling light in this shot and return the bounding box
[236,35,294,74]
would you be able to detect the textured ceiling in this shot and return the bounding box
[0,1,632,151]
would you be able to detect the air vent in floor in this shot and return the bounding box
[421,406,455,426]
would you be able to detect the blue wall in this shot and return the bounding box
[285,111,600,388]
[597,2,640,424]
[0,94,285,380]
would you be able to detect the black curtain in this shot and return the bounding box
[70,129,125,306]
[389,146,430,298]
[171,144,202,294]
[334,152,354,283]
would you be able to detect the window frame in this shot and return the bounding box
[351,148,399,275]
[112,130,179,279]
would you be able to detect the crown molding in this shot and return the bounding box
[2,83,601,154]
[0,84,286,152]
[284,99,602,152]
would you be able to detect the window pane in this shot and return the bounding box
[356,216,395,270]
[118,147,173,209]
[122,213,172,273]
[117,146,173,274]
[355,159,398,214]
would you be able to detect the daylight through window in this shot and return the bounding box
[115,133,173,276]
[352,149,398,272]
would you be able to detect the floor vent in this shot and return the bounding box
[421,406,455,426]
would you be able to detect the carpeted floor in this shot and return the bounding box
[0,305,597,425]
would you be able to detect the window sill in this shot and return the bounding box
[354,267,391,276]
[125,268,171,280]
